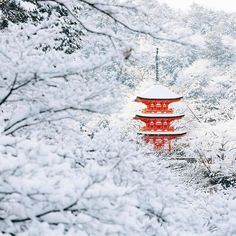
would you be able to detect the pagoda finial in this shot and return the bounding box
[155,48,159,82]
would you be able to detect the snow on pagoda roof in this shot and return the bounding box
[138,131,187,136]
[137,85,182,100]
[135,113,184,118]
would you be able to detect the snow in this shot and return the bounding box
[1,1,236,235]
[18,1,37,11]
[137,84,182,100]
[135,113,184,118]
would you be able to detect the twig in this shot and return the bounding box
[186,103,201,123]
[0,74,18,106]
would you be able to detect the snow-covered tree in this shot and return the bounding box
[1,0,236,235]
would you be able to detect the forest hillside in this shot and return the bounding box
[0,0,236,235]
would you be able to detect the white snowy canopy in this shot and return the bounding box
[137,85,182,100]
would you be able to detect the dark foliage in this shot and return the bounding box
[0,0,29,29]
[209,173,236,188]
[0,0,82,53]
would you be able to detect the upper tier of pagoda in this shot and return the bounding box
[136,84,182,100]
[135,85,182,113]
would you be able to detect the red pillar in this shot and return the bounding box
[168,139,172,152]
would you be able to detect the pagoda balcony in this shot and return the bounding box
[142,107,173,113]
[141,125,175,132]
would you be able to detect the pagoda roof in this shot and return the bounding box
[138,131,187,136]
[135,113,184,118]
[136,85,182,100]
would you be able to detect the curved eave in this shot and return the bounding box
[138,131,187,136]
[136,96,183,101]
[134,114,184,119]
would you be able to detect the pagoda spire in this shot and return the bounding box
[155,48,159,82]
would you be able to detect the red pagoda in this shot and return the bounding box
[134,84,186,152]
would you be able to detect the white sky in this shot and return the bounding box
[158,0,236,13]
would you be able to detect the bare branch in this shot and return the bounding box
[78,0,195,47]
[4,106,101,135]
[38,0,196,47]
[93,2,138,11]
[13,77,33,91]
[38,0,121,41]
[4,199,79,223]
[0,74,36,107]
[0,74,17,106]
